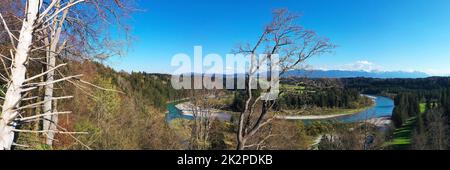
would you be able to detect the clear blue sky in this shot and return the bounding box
[107,0,450,76]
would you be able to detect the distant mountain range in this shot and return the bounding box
[283,70,430,79]
[184,69,432,79]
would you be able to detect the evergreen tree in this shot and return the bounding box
[444,87,450,118]
[425,98,432,111]
[416,111,425,134]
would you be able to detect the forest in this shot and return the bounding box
[278,78,372,110]
[342,77,450,150]
[0,0,449,152]
[341,77,450,98]
[390,86,450,149]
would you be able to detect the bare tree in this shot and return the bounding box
[188,89,218,150]
[0,0,133,150]
[38,0,132,146]
[40,0,74,147]
[425,109,449,150]
[0,0,41,150]
[234,9,335,150]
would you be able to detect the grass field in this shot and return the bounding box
[419,103,426,114]
[386,117,417,149]
[281,84,306,91]
[282,105,374,117]
[385,103,426,150]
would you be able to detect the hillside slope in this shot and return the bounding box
[16,61,186,150]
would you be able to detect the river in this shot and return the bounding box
[165,102,231,123]
[165,95,395,124]
[335,95,394,123]
[165,101,194,123]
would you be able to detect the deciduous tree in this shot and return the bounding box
[234,9,334,150]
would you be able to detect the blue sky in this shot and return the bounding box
[107,0,450,76]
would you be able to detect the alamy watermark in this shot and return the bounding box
[171,46,280,100]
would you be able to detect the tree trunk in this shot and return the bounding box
[236,137,245,150]
[42,48,56,146]
[42,0,71,146]
[44,100,58,146]
[0,0,40,150]
[237,112,246,150]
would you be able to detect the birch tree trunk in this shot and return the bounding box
[42,50,56,145]
[0,0,40,150]
[43,0,71,146]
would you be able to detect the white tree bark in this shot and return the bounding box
[42,50,56,145]
[42,0,71,146]
[0,0,41,150]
